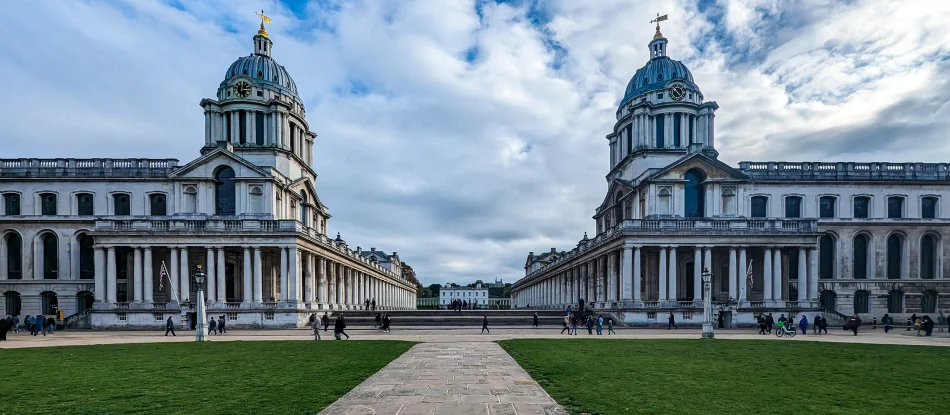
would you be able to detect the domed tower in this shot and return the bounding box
[607,17,719,182]
[199,16,317,174]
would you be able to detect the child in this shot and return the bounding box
[607,318,616,335]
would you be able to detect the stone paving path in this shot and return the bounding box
[318,342,566,415]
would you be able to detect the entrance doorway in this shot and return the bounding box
[685,263,695,300]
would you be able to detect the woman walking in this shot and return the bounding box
[334,314,350,340]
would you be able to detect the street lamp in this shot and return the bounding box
[193,265,207,342]
[701,266,715,339]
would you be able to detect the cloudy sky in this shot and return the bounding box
[2,0,948,286]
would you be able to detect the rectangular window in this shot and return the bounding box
[40,193,57,215]
[751,196,768,218]
[290,124,297,152]
[113,194,131,216]
[784,196,802,218]
[238,110,247,144]
[149,194,167,216]
[255,112,265,145]
[77,193,94,215]
[655,116,665,148]
[673,113,681,147]
[625,124,632,153]
[688,114,694,143]
[853,197,870,218]
[225,112,231,141]
[3,193,20,215]
[922,197,937,219]
[658,93,664,99]
[819,196,836,218]
[887,197,903,219]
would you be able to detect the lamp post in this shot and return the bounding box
[701,266,715,339]
[193,265,207,342]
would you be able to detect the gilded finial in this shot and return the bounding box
[256,9,272,37]
[650,13,668,39]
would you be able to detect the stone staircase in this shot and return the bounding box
[326,309,567,328]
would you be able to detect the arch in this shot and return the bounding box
[853,290,869,314]
[214,166,236,216]
[819,233,836,280]
[922,290,938,313]
[78,233,95,280]
[3,291,21,316]
[819,290,837,312]
[77,291,95,312]
[683,168,706,217]
[299,190,309,225]
[720,188,736,215]
[886,233,904,280]
[41,232,59,280]
[887,290,904,313]
[3,231,22,279]
[40,291,58,315]
[920,233,938,280]
[852,233,870,280]
[657,188,671,216]
[249,186,264,214]
[183,185,198,214]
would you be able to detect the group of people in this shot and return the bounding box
[448,299,473,311]
[756,313,829,335]
[308,313,351,340]
[558,312,614,335]
[3,315,56,337]
[374,312,392,332]
[206,315,228,335]
[363,298,377,311]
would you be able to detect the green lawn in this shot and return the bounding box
[2,340,414,415]
[499,339,950,415]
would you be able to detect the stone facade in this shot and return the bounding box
[0,26,416,328]
[512,26,950,326]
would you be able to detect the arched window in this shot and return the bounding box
[113,193,131,215]
[819,196,836,218]
[41,291,58,315]
[887,196,904,219]
[921,196,938,218]
[299,190,309,225]
[614,192,624,222]
[887,290,903,313]
[751,196,768,218]
[853,290,869,314]
[77,291,94,312]
[819,290,837,312]
[149,193,167,216]
[922,290,938,314]
[4,232,22,279]
[183,186,198,214]
[42,233,58,280]
[819,234,835,280]
[920,234,938,280]
[886,234,903,280]
[79,234,95,280]
[853,196,870,218]
[721,188,736,215]
[684,168,705,217]
[657,73,664,82]
[40,193,57,215]
[214,166,236,216]
[853,234,870,279]
[76,193,94,215]
[3,291,21,316]
[657,188,671,216]
[249,187,264,214]
[784,196,802,218]
[3,193,20,215]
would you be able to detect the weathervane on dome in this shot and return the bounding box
[650,13,668,39]
[256,9,272,38]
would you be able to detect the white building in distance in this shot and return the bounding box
[0,19,416,328]
[440,285,489,308]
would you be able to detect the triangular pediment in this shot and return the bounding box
[646,152,749,182]
[288,177,329,215]
[596,178,635,213]
[170,148,269,179]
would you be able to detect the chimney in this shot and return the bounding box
[551,247,556,253]
[371,247,376,252]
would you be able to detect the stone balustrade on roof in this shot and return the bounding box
[738,161,950,181]
[0,158,180,178]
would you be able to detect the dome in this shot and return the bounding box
[619,56,700,109]
[222,54,299,99]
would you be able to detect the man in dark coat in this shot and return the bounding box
[0,317,11,341]
[844,314,862,336]
[322,314,330,332]
[481,315,490,334]
[766,313,774,334]
[334,315,349,340]
[667,312,677,330]
[165,316,176,336]
[921,316,935,336]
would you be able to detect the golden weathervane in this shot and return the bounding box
[650,13,668,39]
[256,9,272,37]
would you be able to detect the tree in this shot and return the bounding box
[427,284,442,298]
[502,283,512,298]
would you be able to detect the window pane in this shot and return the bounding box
[887,197,903,218]
[41,194,57,215]
[785,197,801,218]
[114,194,130,216]
[78,194,94,215]
[922,197,936,218]
[4,194,20,215]
[150,194,167,216]
[886,235,902,279]
[751,196,767,218]
[819,197,835,218]
[819,235,834,279]
[853,197,869,218]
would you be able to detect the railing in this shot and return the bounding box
[786,301,800,309]
[114,302,131,309]
[748,301,765,308]
[224,302,241,309]
[64,308,92,327]
[642,301,659,308]
[0,158,179,177]
[261,302,278,309]
[738,161,950,181]
[678,301,696,308]
[153,302,168,309]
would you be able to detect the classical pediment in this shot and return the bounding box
[169,148,269,179]
[646,152,749,182]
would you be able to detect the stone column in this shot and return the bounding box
[216,247,226,303]
[143,247,153,304]
[346,267,354,307]
[773,249,783,301]
[658,248,668,302]
[132,247,142,303]
[242,247,252,304]
[693,248,702,302]
[763,248,773,301]
[327,261,336,307]
[279,247,288,302]
[727,247,737,300]
[668,247,678,303]
[316,257,327,307]
[798,247,807,302]
[633,247,642,301]
[309,254,317,305]
[622,244,634,301]
[607,252,617,303]
[92,247,105,303]
[289,247,299,303]
[252,248,263,303]
[739,248,748,303]
[106,247,116,303]
[808,248,819,301]
[205,247,216,303]
[180,248,191,303]
[303,252,313,305]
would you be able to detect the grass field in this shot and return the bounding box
[3,340,414,414]
[499,339,950,415]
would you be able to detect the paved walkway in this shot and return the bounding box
[319,342,565,415]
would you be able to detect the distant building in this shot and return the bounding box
[360,247,403,277]
[488,278,505,288]
[440,284,489,308]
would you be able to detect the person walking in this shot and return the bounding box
[667,312,677,330]
[371,298,376,311]
[570,314,579,335]
[10,315,18,334]
[165,316,177,336]
[312,317,321,341]
[586,315,594,335]
[799,315,808,335]
[817,316,828,334]
[844,314,861,336]
[560,315,571,335]
[365,299,370,310]
[383,314,392,333]
[921,316,935,336]
[481,315,490,334]
[375,312,382,328]
[218,316,227,334]
[533,312,539,328]
[882,314,893,334]
[322,314,330,332]
[334,314,350,340]
[208,317,217,336]
[607,318,616,335]
[25,315,34,336]
[47,317,55,334]
[766,313,774,334]
[596,315,604,335]
[34,315,46,336]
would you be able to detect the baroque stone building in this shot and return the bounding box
[0,23,416,328]
[512,24,949,326]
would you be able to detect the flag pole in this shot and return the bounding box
[159,261,182,306]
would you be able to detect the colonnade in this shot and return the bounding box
[513,244,819,309]
[610,110,715,167]
[92,244,415,310]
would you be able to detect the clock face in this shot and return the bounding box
[235,81,251,97]
[670,85,686,101]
